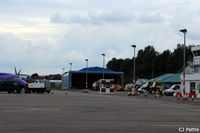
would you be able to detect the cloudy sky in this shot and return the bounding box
[0,0,200,75]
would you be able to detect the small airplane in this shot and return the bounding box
[0,67,27,93]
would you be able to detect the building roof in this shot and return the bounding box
[187,61,193,67]
[154,73,181,84]
[136,79,149,85]
[70,67,124,75]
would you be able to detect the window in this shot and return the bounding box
[174,85,180,90]
[190,82,196,93]
[103,82,111,88]
[198,83,200,93]
[194,67,198,73]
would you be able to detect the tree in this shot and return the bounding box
[106,44,194,84]
[154,50,171,75]
[31,73,39,79]
[107,58,123,71]
[119,58,132,84]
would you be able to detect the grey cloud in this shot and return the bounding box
[138,12,165,23]
[50,13,67,23]
[50,10,135,25]
[69,14,90,24]
[94,11,134,23]
[50,10,166,25]
[170,6,200,41]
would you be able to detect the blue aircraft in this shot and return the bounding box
[0,67,27,93]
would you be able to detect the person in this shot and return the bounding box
[159,87,163,96]
[192,87,195,93]
[155,90,160,98]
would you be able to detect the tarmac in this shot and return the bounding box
[0,90,199,133]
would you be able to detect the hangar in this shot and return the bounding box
[62,67,124,89]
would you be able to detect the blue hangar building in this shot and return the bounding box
[62,67,124,89]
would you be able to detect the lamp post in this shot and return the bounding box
[62,68,65,74]
[69,63,72,71]
[69,63,72,90]
[179,29,187,101]
[102,54,105,79]
[85,59,88,91]
[131,45,136,83]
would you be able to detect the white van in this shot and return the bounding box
[163,84,180,96]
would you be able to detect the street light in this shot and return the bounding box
[102,54,105,79]
[85,59,88,91]
[62,68,65,74]
[69,63,72,89]
[69,63,72,71]
[131,45,136,83]
[179,29,187,100]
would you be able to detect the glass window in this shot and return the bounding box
[194,67,198,73]
[174,86,180,90]
[190,82,196,93]
[198,83,200,93]
[102,82,111,88]
[194,67,200,73]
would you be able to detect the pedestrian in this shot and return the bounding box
[159,87,163,96]
[155,90,160,98]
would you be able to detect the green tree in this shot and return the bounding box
[107,58,123,71]
[106,44,194,84]
[31,73,39,79]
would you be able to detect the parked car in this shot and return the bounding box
[163,84,180,96]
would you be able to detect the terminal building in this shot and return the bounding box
[62,67,124,89]
[180,46,200,98]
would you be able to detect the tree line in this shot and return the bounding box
[107,44,194,84]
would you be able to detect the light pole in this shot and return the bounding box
[131,45,136,83]
[179,29,187,100]
[69,63,72,71]
[102,54,105,79]
[69,63,72,90]
[85,59,88,91]
[62,68,65,74]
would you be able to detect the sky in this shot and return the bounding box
[0,0,200,75]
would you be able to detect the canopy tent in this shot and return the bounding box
[62,67,124,89]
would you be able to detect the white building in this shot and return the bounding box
[180,46,200,98]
